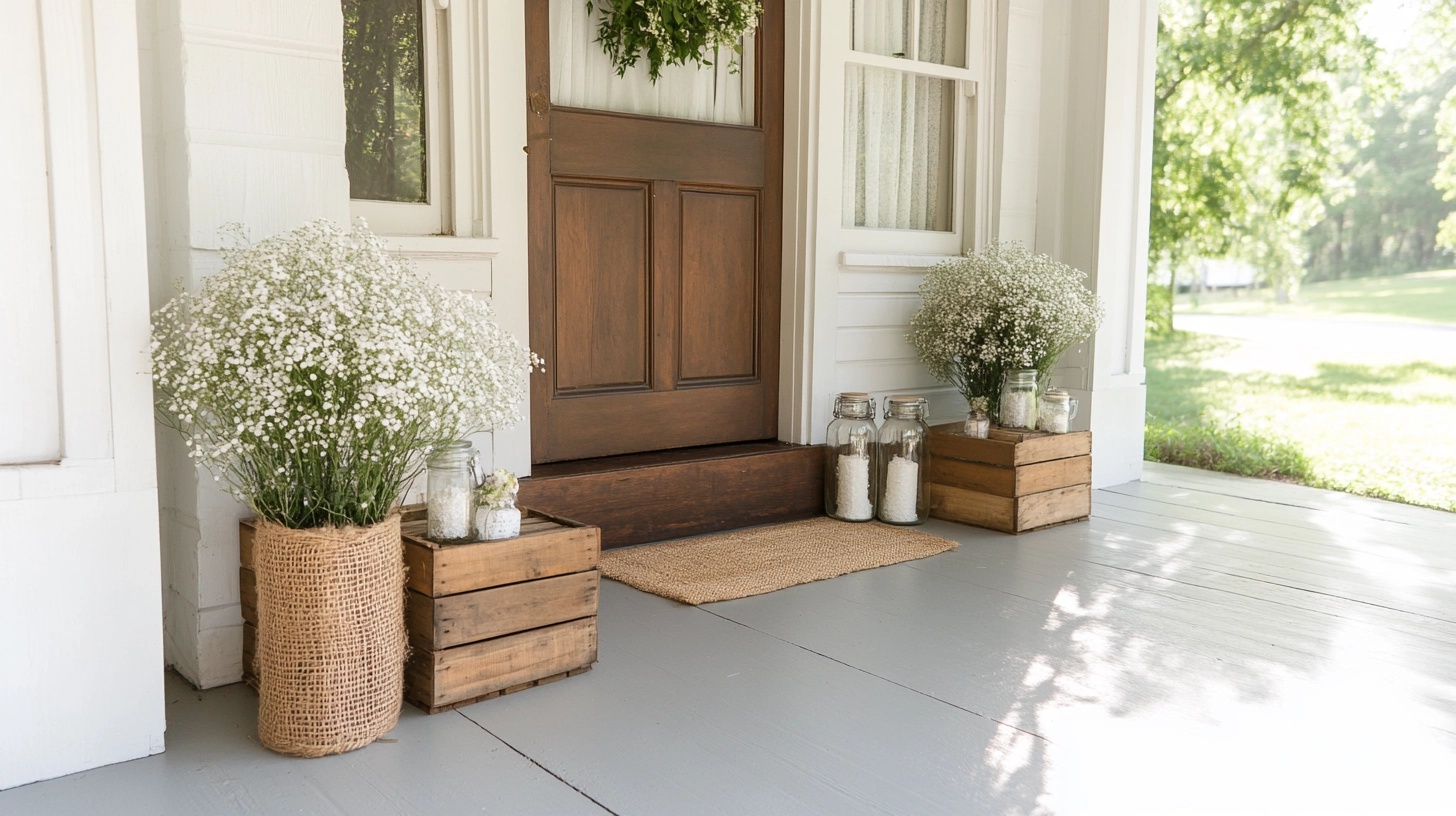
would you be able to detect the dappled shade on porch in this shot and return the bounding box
[5,463,1452,814]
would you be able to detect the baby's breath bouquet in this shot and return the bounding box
[909,241,1104,422]
[151,220,538,530]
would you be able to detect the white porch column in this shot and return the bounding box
[1029,0,1156,487]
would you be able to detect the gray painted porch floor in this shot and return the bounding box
[5,463,1454,815]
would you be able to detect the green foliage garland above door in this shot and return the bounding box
[586,0,762,81]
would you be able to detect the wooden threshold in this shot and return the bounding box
[519,441,824,549]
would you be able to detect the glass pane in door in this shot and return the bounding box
[550,0,756,125]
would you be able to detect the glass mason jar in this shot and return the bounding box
[426,440,478,543]
[998,369,1040,430]
[963,409,990,439]
[877,396,929,525]
[1038,387,1079,434]
[479,500,522,541]
[824,392,878,522]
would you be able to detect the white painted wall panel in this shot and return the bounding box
[0,1,63,465]
[187,143,350,247]
[0,0,164,789]
[140,0,533,688]
[178,1,341,46]
[41,0,118,464]
[0,490,164,789]
[183,40,345,139]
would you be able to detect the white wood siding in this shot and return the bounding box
[782,1,999,442]
[140,0,531,688]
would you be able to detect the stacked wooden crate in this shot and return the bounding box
[925,423,1092,534]
[239,506,600,713]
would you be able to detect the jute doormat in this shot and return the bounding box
[599,517,958,605]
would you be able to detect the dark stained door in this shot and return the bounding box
[525,1,783,463]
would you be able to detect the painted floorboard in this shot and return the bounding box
[5,468,1455,815]
[1085,505,1456,622]
[1103,480,1456,554]
[458,580,1039,816]
[707,519,1456,815]
[1094,488,1456,572]
[0,674,606,816]
[1142,462,1456,531]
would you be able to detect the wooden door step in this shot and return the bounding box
[518,441,824,549]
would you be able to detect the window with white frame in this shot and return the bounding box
[842,0,975,240]
[343,0,451,235]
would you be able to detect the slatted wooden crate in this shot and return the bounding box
[239,506,600,712]
[925,423,1091,534]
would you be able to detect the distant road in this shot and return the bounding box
[1174,313,1456,363]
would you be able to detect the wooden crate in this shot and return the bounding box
[239,506,601,711]
[925,423,1091,534]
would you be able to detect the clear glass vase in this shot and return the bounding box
[426,440,477,543]
[877,396,929,525]
[997,369,1040,430]
[824,393,878,522]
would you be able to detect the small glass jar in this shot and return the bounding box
[824,392,878,522]
[878,396,929,525]
[998,369,1040,430]
[963,409,990,439]
[426,440,478,543]
[479,499,522,541]
[1038,387,1079,434]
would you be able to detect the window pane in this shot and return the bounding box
[343,0,427,203]
[851,0,911,59]
[843,65,954,231]
[852,0,966,68]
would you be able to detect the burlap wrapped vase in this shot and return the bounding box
[252,514,407,757]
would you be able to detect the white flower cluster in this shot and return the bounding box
[909,241,1104,411]
[151,220,540,529]
[476,468,520,510]
[640,0,762,53]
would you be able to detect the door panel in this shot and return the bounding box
[550,109,765,187]
[679,189,759,384]
[526,0,784,463]
[552,181,652,393]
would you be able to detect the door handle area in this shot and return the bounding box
[528,92,549,116]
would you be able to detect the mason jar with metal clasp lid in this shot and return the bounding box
[1038,387,1079,434]
[824,392,878,522]
[998,369,1040,430]
[426,440,478,543]
[877,395,929,525]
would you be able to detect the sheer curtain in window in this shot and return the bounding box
[844,0,953,231]
[550,0,754,125]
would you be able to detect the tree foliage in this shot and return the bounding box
[1307,67,1456,279]
[1150,0,1379,328]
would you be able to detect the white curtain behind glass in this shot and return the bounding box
[844,0,952,231]
[551,0,755,126]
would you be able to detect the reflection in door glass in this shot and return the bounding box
[550,0,756,126]
[343,0,427,203]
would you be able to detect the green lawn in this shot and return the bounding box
[1176,268,1456,324]
[1147,276,1456,512]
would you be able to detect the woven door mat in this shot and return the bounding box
[599,517,958,605]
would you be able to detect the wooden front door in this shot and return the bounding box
[525,1,783,463]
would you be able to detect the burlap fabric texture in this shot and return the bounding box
[253,514,407,757]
